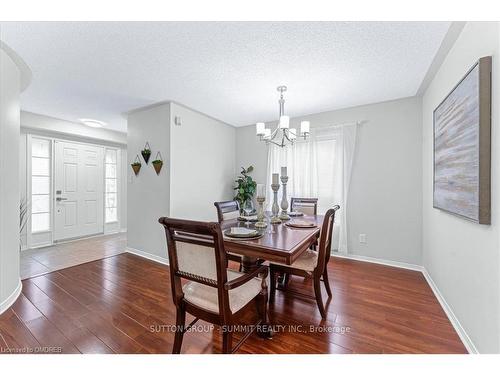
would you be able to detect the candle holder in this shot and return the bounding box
[270,183,282,224]
[279,175,290,221]
[255,196,267,228]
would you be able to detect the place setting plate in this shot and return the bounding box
[288,211,304,217]
[223,227,264,241]
[237,215,258,222]
[285,220,317,229]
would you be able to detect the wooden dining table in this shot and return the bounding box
[221,213,323,272]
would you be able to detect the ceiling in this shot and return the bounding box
[0,22,451,132]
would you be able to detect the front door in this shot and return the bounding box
[54,141,104,241]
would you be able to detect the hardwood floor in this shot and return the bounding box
[0,250,467,354]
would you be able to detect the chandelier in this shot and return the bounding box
[256,85,310,147]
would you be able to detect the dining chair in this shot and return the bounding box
[214,200,241,222]
[290,197,318,216]
[214,200,244,268]
[159,217,269,354]
[269,205,340,319]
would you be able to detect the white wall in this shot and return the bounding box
[236,97,423,265]
[120,148,127,231]
[422,22,500,353]
[169,102,236,221]
[0,47,24,313]
[127,103,171,260]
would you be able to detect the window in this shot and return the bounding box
[266,136,337,214]
[31,138,51,233]
[105,148,118,223]
[266,124,358,253]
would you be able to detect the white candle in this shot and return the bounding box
[279,115,289,129]
[300,120,310,135]
[281,166,287,177]
[256,184,265,198]
[272,173,279,185]
[256,122,265,135]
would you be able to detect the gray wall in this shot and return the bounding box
[127,103,171,260]
[169,102,236,221]
[422,21,500,353]
[236,96,423,265]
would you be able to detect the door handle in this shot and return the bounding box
[56,197,68,202]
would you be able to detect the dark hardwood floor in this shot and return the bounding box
[0,252,467,354]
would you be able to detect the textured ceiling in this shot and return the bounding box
[0,22,450,132]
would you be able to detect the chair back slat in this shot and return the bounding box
[291,197,318,216]
[214,200,240,222]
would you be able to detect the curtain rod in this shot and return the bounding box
[313,120,365,130]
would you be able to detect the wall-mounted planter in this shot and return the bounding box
[152,151,164,175]
[131,155,142,176]
[141,142,151,164]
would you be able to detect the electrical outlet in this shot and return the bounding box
[359,234,367,244]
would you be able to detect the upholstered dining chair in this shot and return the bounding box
[159,217,269,354]
[290,197,319,216]
[269,205,340,319]
[214,200,244,267]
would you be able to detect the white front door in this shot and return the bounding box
[54,141,104,241]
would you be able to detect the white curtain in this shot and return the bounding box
[266,122,357,253]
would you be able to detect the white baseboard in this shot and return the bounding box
[332,252,423,272]
[332,252,477,353]
[421,268,478,354]
[0,278,22,315]
[126,247,169,265]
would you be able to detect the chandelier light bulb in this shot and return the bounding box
[279,115,290,129]
[300,121,310,135]
[256,122,266,135]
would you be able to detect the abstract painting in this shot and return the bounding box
[433,56,491,224]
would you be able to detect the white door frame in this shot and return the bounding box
[26,134,121,249]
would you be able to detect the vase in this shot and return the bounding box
[242,198,255,216]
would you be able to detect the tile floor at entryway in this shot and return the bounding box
[20,233,126,280]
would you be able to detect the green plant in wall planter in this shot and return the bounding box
[141,142,151,164]
[152,151,164,175]
[234,166,257,212]
[131,155,142,176]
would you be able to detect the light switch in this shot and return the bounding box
[359,234,367,244]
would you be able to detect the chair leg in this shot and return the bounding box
[269,267,276,303]
[172,306,186,354]
[314,275,327,319]
[283,272,291,287]
[323,268,332,298]
[222,331,233,354]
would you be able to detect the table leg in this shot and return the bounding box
[276,272,290,290]
[241,255,260,273]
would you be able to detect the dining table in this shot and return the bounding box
[221,212,323,273]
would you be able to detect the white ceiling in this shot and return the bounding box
[0,22,450,132]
